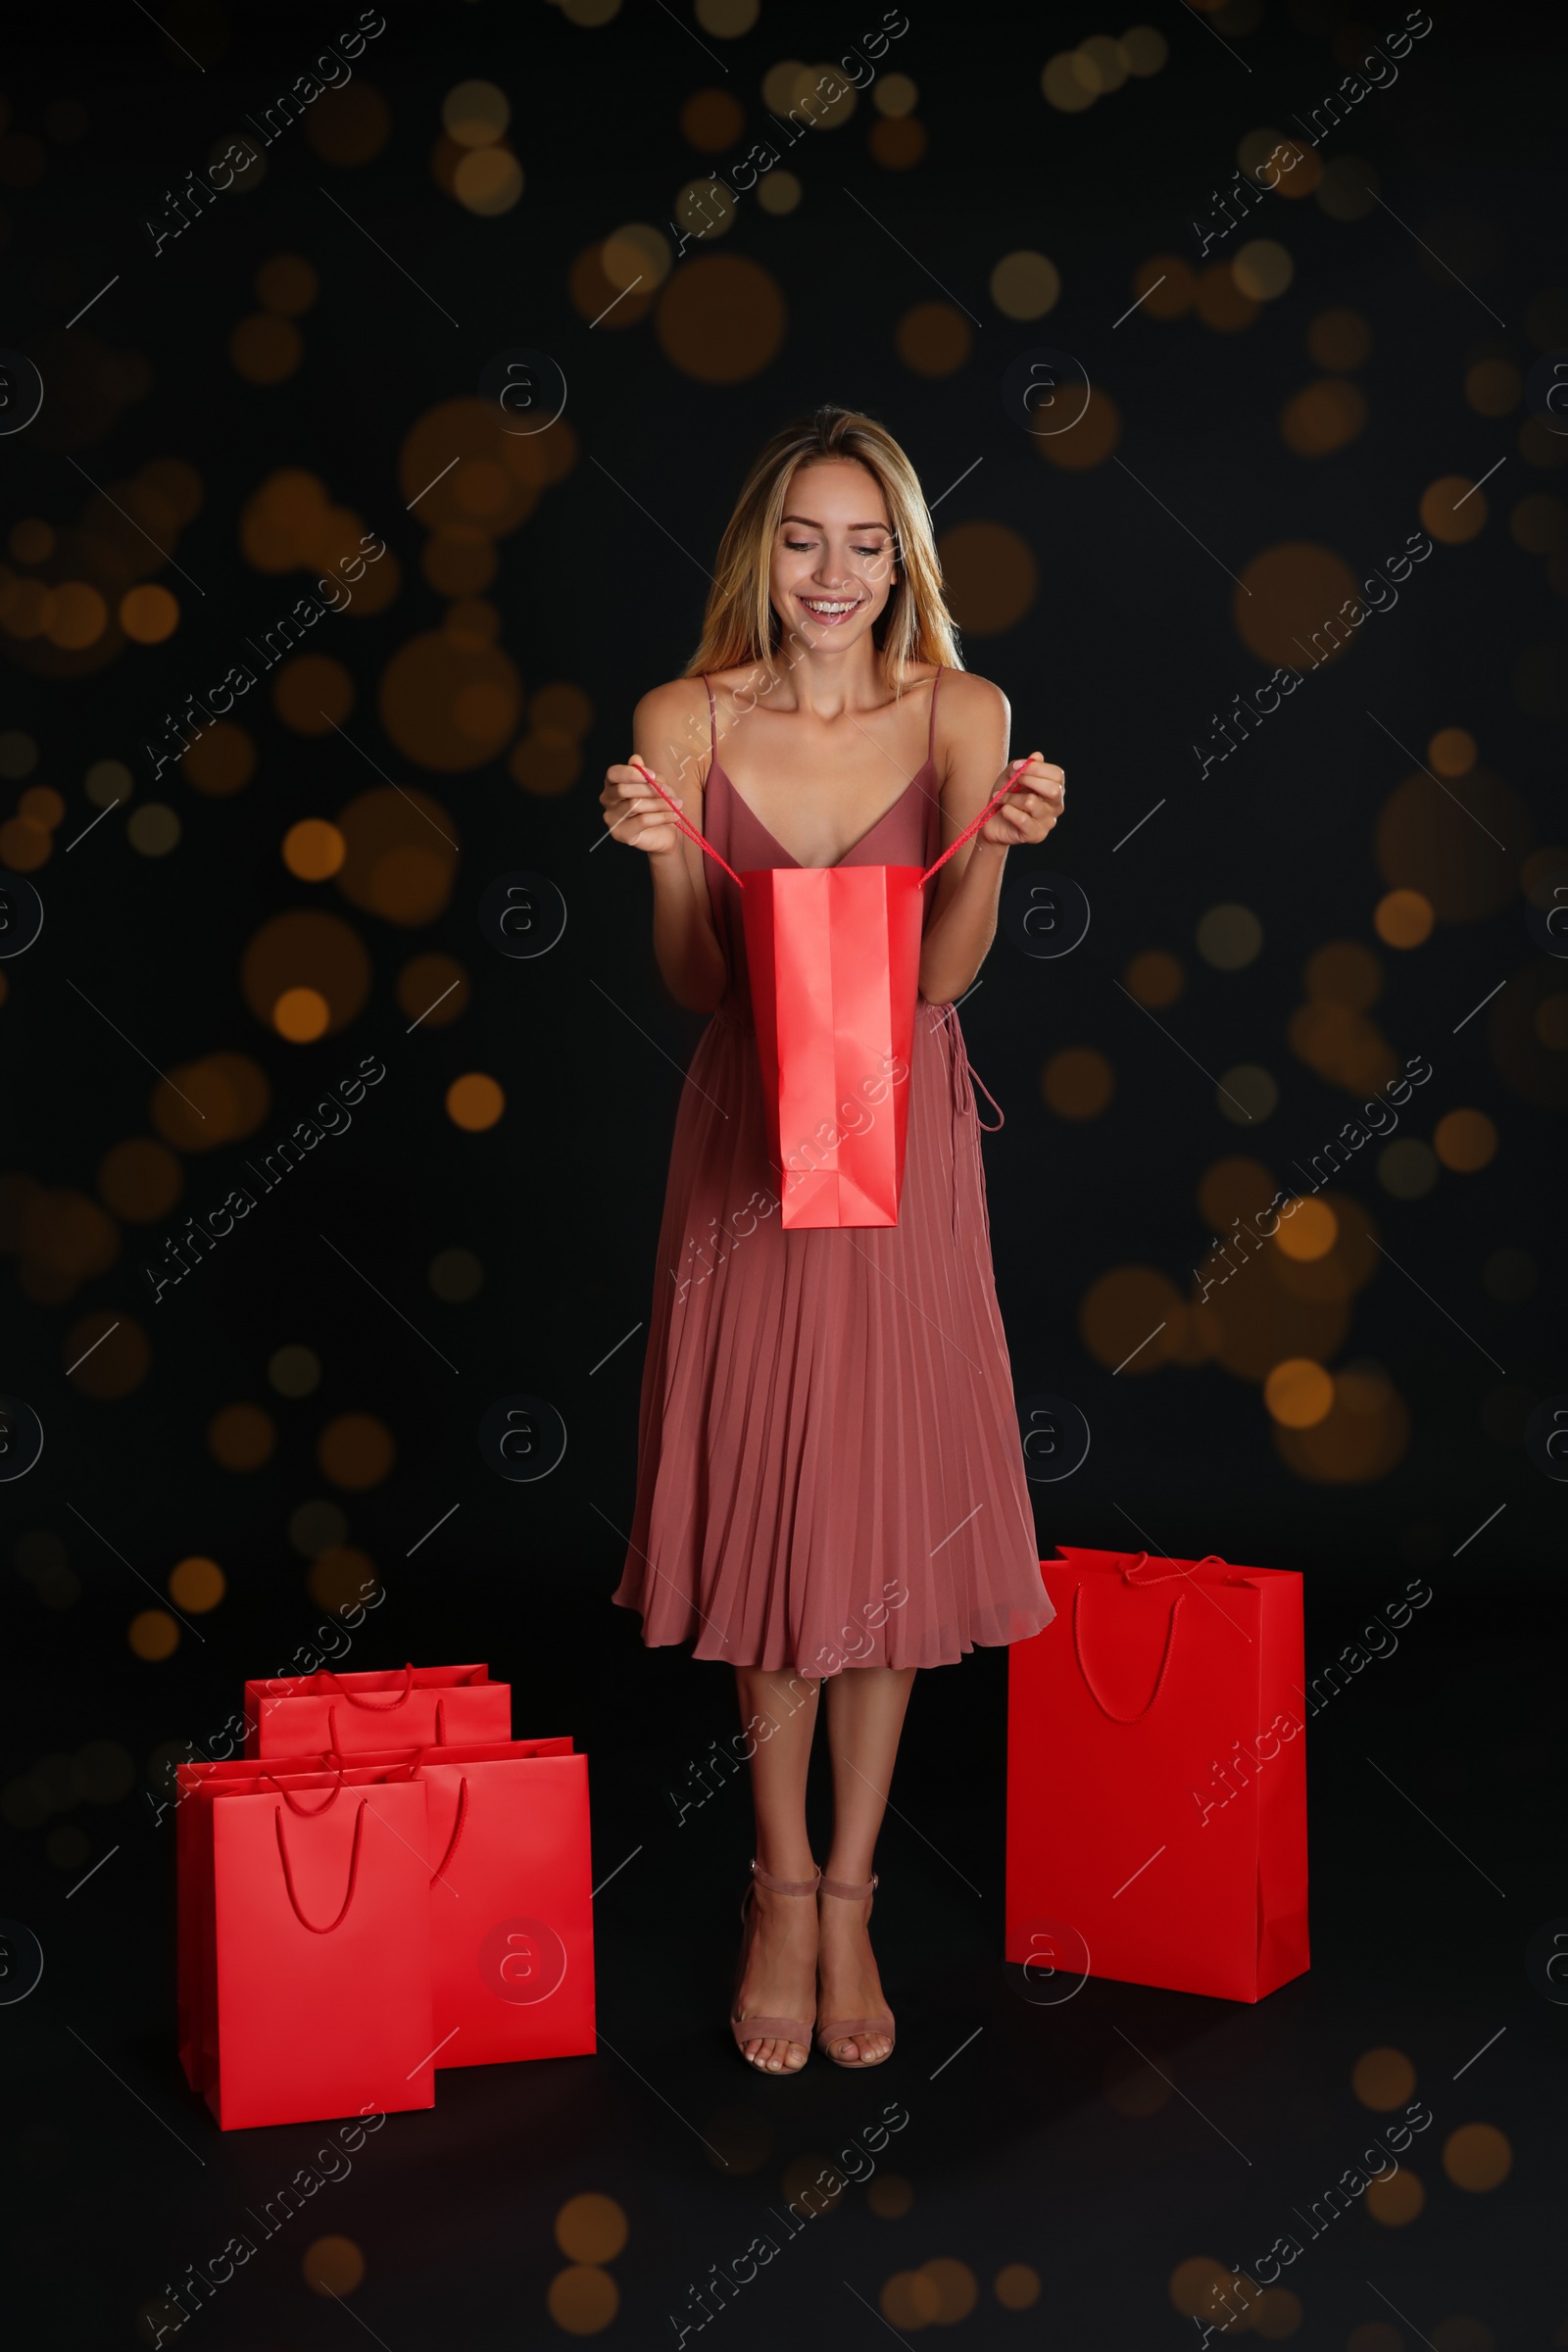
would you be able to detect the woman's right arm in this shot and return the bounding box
[600,681,728,1015]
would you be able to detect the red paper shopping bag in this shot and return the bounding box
[176,1755,417,2093]
[197,1772,438,2128]
[629,757,1031,1228]
[1005,1547,1309,2003]
[245,1662,511,1758]
[349,1739,596,2067]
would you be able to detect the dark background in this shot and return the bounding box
[1,0,1564,2344]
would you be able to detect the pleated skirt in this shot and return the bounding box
[612,998,1056,1678]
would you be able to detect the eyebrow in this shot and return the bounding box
[780,514,893,531]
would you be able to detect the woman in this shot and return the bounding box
[602,406,1062,2076]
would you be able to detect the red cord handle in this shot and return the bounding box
[317,1662,415,1710]
[264,1767,345,1816]
[918,758,1034,884]
[627,760,747,889]
[1071,1584,1184,1722]
[430,1776,469,1887]
[273,1798,368,1933]
[328,1696,446,1753]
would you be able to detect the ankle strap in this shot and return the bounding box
[819,1872,878,1900]
[750,1860,821,1897]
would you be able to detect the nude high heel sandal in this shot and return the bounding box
[815,1872,896,2068]
[730,1860,820,2072]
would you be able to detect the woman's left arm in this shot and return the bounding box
[917,674,1065,1004]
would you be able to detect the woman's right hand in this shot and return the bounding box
[601,760,686,858]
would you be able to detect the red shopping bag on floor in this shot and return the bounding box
[347,1739,596,2067]
[630,757,1031,1228]
[175,1755,417,2093]
[191,1769,437,2128]
[1005,1548,1309,2003]
[244,1662,511,1758]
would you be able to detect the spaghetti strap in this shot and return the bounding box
[927,663,943,766]
[702,672,716,765]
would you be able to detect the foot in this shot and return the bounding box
[816,1884,893,2066]
[735,1880,818,2074]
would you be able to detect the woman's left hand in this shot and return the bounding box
[980,752,1064,849]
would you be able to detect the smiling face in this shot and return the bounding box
[768,459,899,648]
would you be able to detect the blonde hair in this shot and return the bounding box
[687,405,962,690]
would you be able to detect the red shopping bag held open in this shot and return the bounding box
[631,754,1031,1228]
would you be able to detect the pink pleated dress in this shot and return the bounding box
[612,668,1056,1679]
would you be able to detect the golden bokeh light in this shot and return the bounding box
[257,254,318,314]
[882,2271,943,2327]
[1352,2046,1416,2109]
[555,2193,628,2264]
[866,2173,913,2218]
[1305,940,1382,1007]
[129,1609,179,1661]
[603,222,671,294]
[447,1072,505,1132]
[994,2263,1041,2309]
[379,631,522,771]
[1274,1197,1338,1262]
[308,1546,381,1617]
[318,1412,395,1491]
[273,654,353,734]
[656,254,787,383]
[397,953,468,1026]
[1465,358,1519,416]
[1420,474,1488,544]
[335,786,460,924]
[183,721,257,796]
[1195,264,1259,332]
[937,520,1036,633]
[284,818,347,880]
[209,1403,276,1471]
[121,584,179,643]
[1263,1357,1334,1428]
[98,1138,183,1222]
[1169,2257,1235,2319]
[1233,239,1293,302]
[1443,2123,1511,2190]
[307,84,392,165]
[1250,2286,1303,2336]
[1429,725,1477,775]
[443,78,510,146]
[1433,1108,1497,1171]
[1273,1365,1409,1482]
[1233,542,1359,667]
[454,147,524,215]
[150,1053,271,1151]
[1079,1265,1183,1370]
[546,2266,619,2335]
[1129,254,1196,318]
[1281,377,1368,457]
[917,2261,978,2323]
[1038,382,1120,469]
[1365,2169,1425,2225]
[303,2237,365,2295]
[1123,949,1183,1006]
[63,1310,149,1396]
[896,302,972,377]
[680,89,744,150]
[1374,888,1434,948]
[991,251,1060,319]
[230,315,303,384]
[169,1556,225,1611]
[1042,1046,1114,1118]
[240,910,372,1038]
[273,986,331,1042]
[1375,767,1530,922]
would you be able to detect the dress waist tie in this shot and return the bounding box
[931,1002,1004,1244]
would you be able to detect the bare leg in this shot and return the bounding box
[818,1665,915,2064]
[732,1667,820,2073]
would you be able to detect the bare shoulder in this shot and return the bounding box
[933,667,1010,780]
[632,673,713,790]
